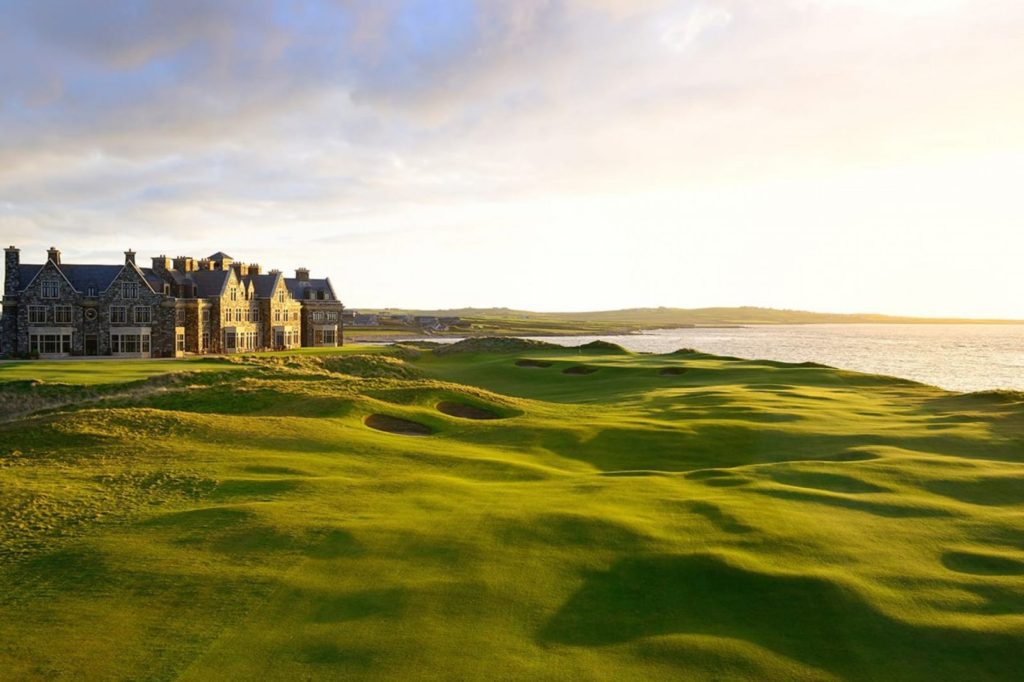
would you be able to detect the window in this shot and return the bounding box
[312,311,324,322]
[252,308,259,322]
[41,280,59,299]
[175,309,186,325]
[323,329,336,345]
[326,312,337,322]
[110,333,150,354]
[274,310,281,322]
[134,306,151,324]
[292,311,299,321]
[122,282,139,299]
[202,310,210,322]
[163,284,170,295]
[202,332,210,350]
[176,332,185,352]
[28,306,47,324]
[225,331,236,350]
[110,306,127,324]
[54,305,72,324]
[277,291,285,303]
[235,308,242,322]
[225,308,232,322]
[29,333,72,354]
[230,288,237,301]
[87,285,97,297]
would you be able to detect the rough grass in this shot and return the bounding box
[1,344,1023,680]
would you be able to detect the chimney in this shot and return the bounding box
[47,246,61,266]
[249,263,261,275]
[173,256,196,272]
[198,258,213,271]
[4,246,20,297]
[152,255,171,272]
[124,249,136,265]
[295,267,309,282]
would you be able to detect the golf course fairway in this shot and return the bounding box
[1,339,1022,680]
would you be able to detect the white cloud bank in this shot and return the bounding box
[0,0,1022,315]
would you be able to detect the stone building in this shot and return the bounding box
[1,246,344,358]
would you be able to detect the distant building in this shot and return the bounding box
[2,246,344,358]
[352,314,379,326]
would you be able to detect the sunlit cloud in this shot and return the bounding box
[0,0,1022,315]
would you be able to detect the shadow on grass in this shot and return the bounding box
[540,553,1024,680]
[751,488,952,518]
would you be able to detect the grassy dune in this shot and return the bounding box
[1,342,1023,680]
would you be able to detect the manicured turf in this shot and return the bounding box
[1,341,1022,680]
[0,357,244,385]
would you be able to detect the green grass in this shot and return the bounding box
[0,357,245,385]
[1,341,1023,680]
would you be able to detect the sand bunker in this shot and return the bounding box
[364,414,433,436]
[516,359,553,368]
[437,401,503,420]
[563,366,599,375]
[658,367,688,376]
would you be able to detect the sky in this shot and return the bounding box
[1,0,1022,316]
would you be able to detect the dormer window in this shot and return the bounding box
[41,280,59,299]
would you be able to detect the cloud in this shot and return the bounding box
[0,1,1022,313]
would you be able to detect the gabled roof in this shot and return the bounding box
[189,269,232,298]
[207,251,233,261]
[16,262,123,294]
[17,264,41,289]
[138,267,167,292]
[248,272,282,298]
[62,264,124,293]
[284,277,339,301]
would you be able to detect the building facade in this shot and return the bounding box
[1,246,344,358]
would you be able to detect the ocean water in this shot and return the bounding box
[418,324,1024,393]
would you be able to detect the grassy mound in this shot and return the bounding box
[574,340,628,353]
[1,344,1023,679]
[320,354,422,379]
[435,337,559,355]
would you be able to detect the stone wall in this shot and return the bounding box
[14,260,84,354]
[97,263,175,357]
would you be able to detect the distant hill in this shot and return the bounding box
[360,306,1023,328]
